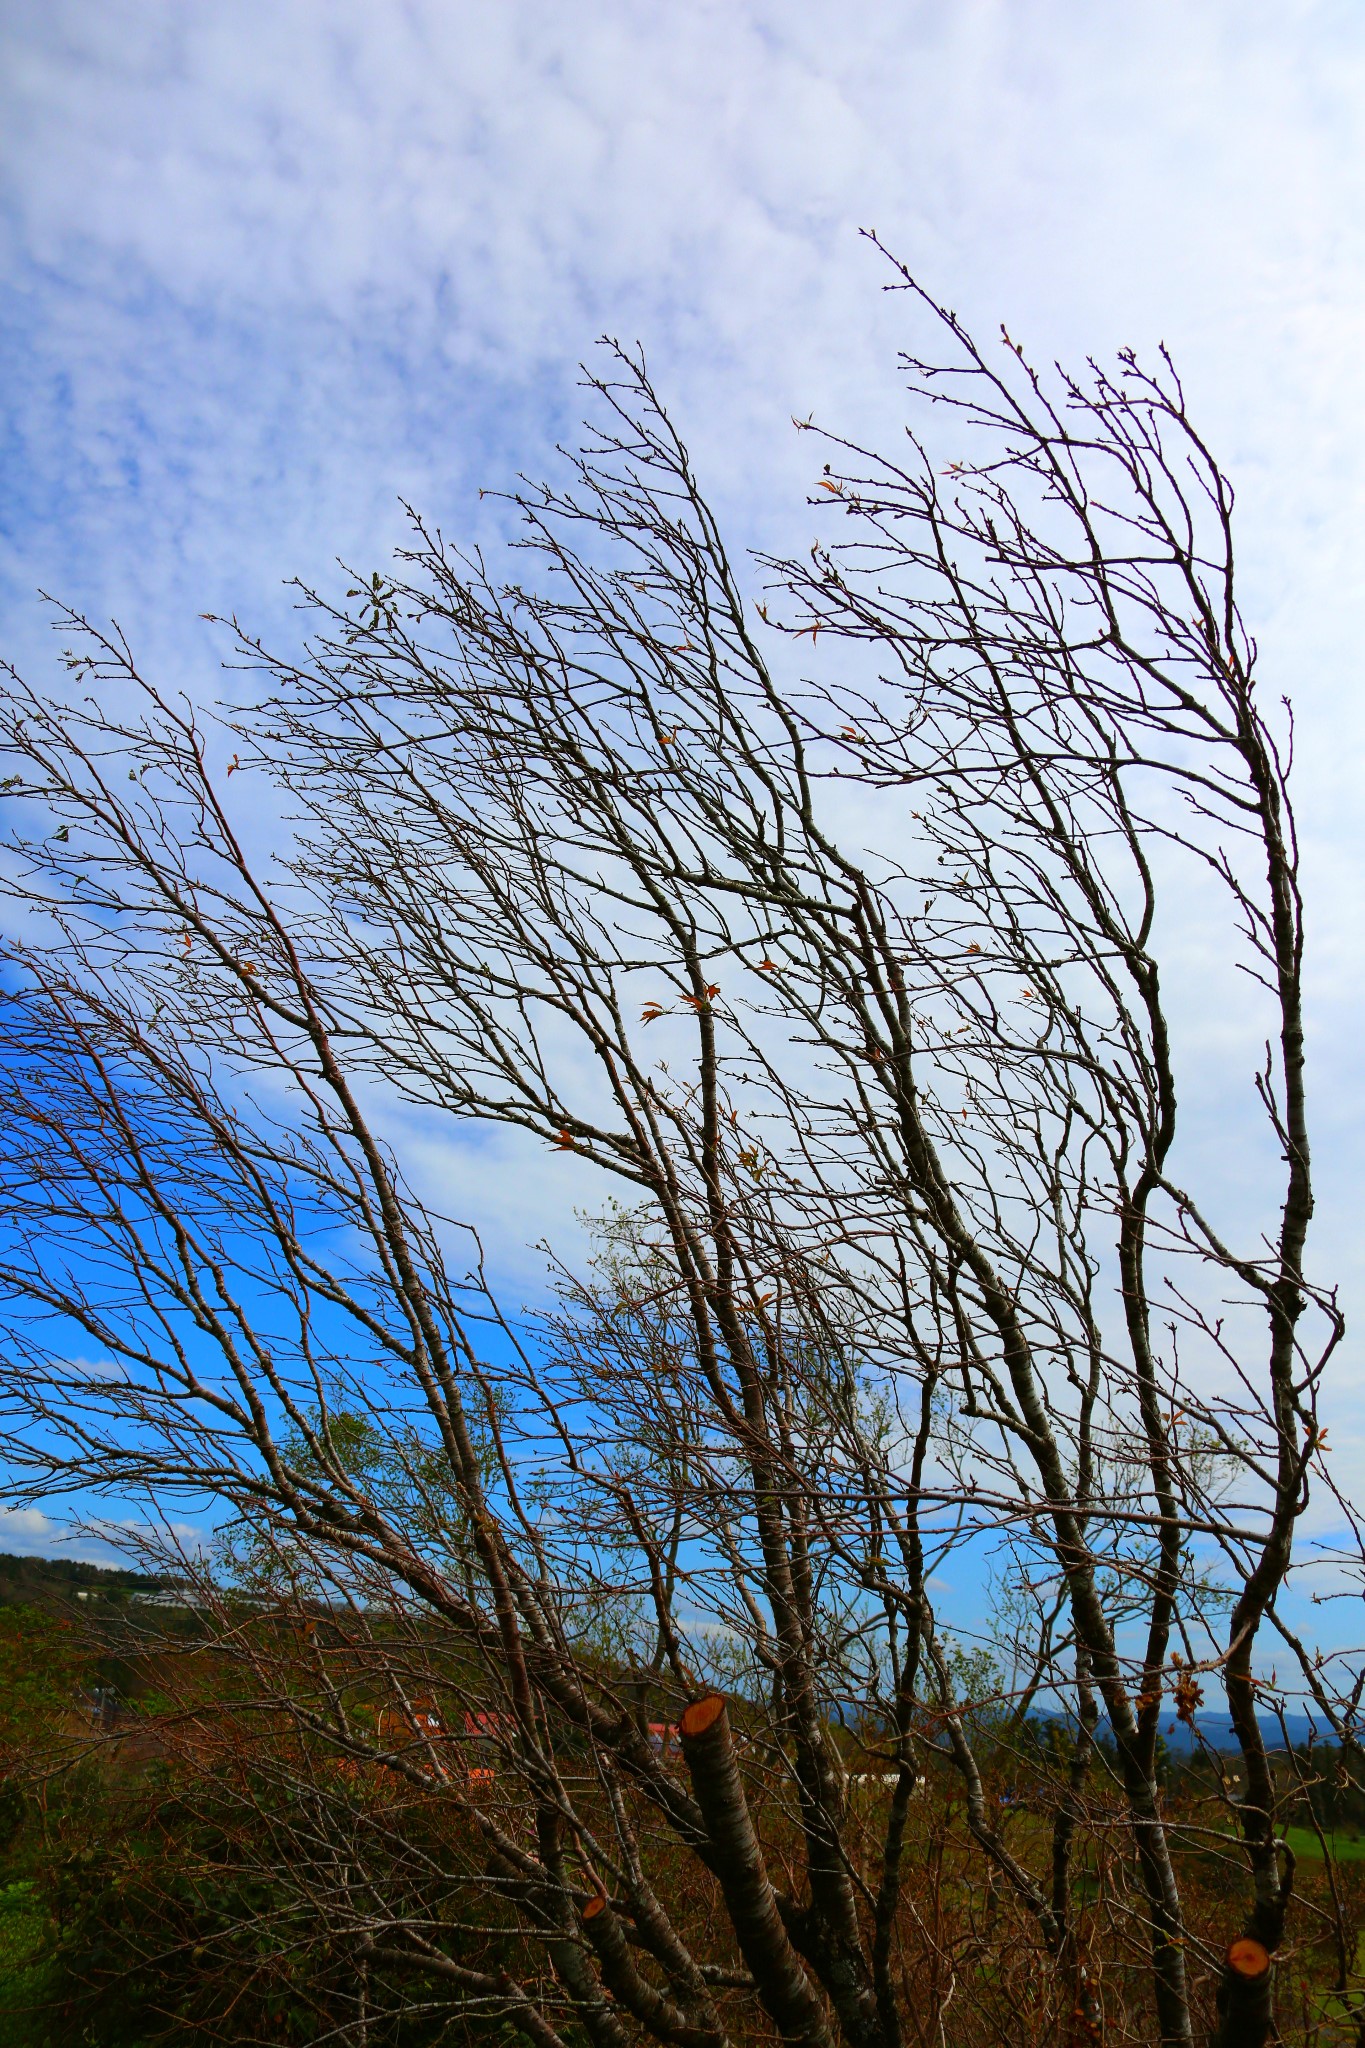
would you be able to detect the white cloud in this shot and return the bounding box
[5,2,1365,581]
[0,1503,209,1566]
[0,1505,58,1545]
[0,1504,120,1562]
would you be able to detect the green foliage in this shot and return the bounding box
[0,1763,504,2046]
[0,1881,51,2048]
[213,1400,499,1603]
[0,1607,88,1749]
[0,1604,516,2045]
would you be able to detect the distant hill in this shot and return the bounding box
[0,1549,163,1609]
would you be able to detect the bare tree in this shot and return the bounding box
[0,270,1355,2048]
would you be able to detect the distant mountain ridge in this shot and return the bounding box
[1039,1708,1343,1756]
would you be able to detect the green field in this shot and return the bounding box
[1280,1826,1365,1863]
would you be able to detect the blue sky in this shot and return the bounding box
[2,0,1365,1569]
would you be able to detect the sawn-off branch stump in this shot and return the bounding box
[679,1694,835,2048]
